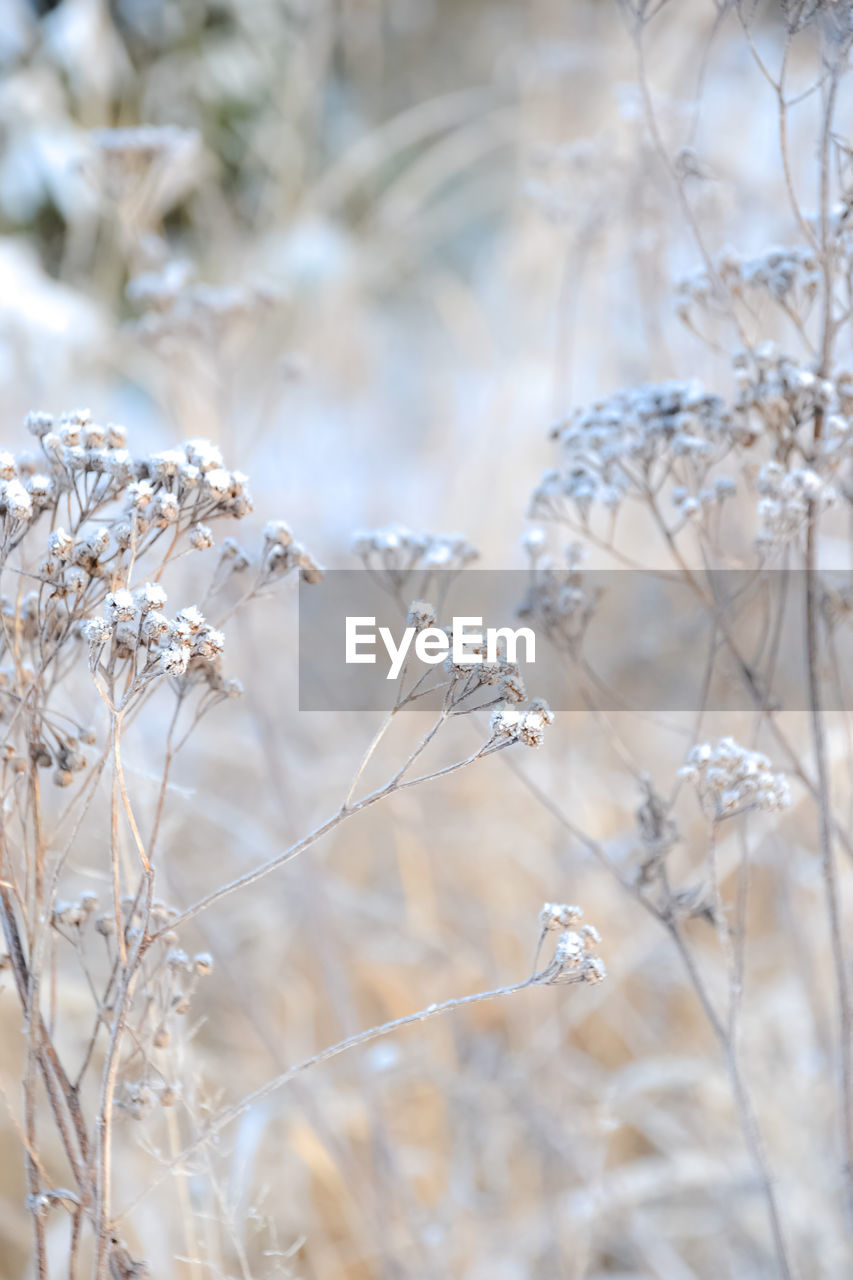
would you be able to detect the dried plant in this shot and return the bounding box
[513,3,853,1273]
[6,0,853,1276]
[0,412,599,1278]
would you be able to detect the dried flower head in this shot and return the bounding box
[679,737,791,817]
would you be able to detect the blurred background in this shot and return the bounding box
[0,1,844,1277]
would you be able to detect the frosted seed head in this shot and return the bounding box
[193,627,225,660]
[190,523,214,551]
[175,606,204,635]
[26,410,54,438]
[407,600,436,631]
[580,924,601,949]
[106,590,136,622]
[142,611,171,642]
[134,582,167,614]
[540,903,583,931]
[83,616,112,646]
[582,956,607,984]
[264,520,293,547]
[153,491,180,524]
[161,646,190,677]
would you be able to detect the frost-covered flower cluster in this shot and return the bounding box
[678,737,791,817]
[407,600,437,631]
[351,525,478,578]
[84,587,234,691]
[531,380,735,520]
[537,902,606,985]
[490,698,555,748]
[756,461,835,549]
[441,637,528,705]
[261,520,323,584]
[530,340,853,558]
[519,538,597,653]
[17,410,253,535]
[732,348,842,443]
[0,408,317,741]
[677,245,820,319]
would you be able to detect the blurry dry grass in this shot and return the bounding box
[1,0,852,1276]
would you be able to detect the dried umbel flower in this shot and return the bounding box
[580,924,601,949]
[679,738,791,817]
[262,536,323,583]
[82,614,112,645]
[351,525,478,595]
[756,461,835,550]
[1,478,33,523]
[520,552,597,657]
[490,698,555,748]
[678,244,821,324]
[161,646,190,677]
[189,523,214,550]
[142,611,170,642]
[732,346,844,451]
[536,904,606,986]
[407,600,437,631]
[106,590,136,623]
[540,902,584,931]
[25,410,54,439]
[48,527,74,559]
[264,520,293,548]
[532,380,735,521]
[499,669,527,703]
[183,437,221,473]
[134,582,167,614]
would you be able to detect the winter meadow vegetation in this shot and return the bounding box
[2,0,853,1276]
